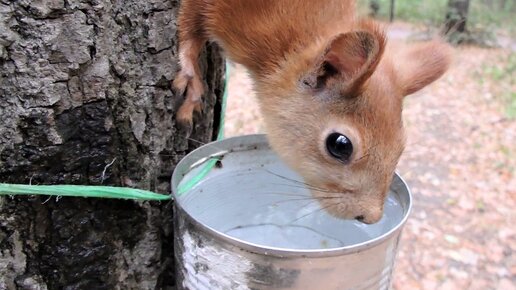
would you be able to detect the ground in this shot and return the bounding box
[224,22,515,290]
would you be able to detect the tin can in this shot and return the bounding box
[172,134,412,290]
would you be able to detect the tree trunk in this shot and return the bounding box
[499,0,507,10]
[0,1,224,289]
[444,0,471,35]
[389,0,395,22]
[368,0,380,18]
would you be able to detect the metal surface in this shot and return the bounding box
[172,134,412,290]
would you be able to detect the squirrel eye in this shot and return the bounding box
[326,133,353,162]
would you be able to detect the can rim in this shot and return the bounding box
[172,134,413,257]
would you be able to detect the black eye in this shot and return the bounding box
[326,133,353,162]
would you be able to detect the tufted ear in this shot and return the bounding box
[300,22,386,96]
[396,39,452,96]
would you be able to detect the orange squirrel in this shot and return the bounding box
[173,0,452,223]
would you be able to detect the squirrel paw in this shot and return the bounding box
[172,70,190,96]
[175,88,203,137]
[173,56,205,137]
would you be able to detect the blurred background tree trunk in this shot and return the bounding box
[389,0,395,22]
[369,0,380,17]
[0,1,224,289]
[482,0,508,9]
[444,0,471,41]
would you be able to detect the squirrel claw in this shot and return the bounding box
[176,117,193,138]
[172,72,190,95]
[176,99,202,137]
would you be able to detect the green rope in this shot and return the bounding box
[0,184,170,201]
[176,158,218,196]
[0,62,230,201]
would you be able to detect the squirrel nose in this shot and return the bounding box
[355,215,379,224]
[354,215,365,222]
[355,209,383,224]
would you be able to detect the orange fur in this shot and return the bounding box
[174,0,452,223]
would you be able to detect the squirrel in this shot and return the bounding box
[173,0,452,224]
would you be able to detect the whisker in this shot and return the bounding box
[275,185,352,197]
[258,188,345,200]
[269,183,345,195]
[288,203,336,224]
[259,191,314,198]
[223,222,344,246]
[260,191,345,199]
[265,169,356,195]
[296,199,323,212]
[271,197,319,204]
[269,195,342,205]
[353,152,371,164]
[352,141,381,164]
[187,137,209,145]
[187,137,231,152]
[264,170,339,193]
[251,196,322,212]
[264,170,310,186]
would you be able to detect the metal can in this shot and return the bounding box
[172,134,412,290]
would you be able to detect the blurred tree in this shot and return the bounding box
[444,0,471,42]
[369,0,380,17]
[390,0,396,22]
[483,0,494,8]
[483,0,508,9]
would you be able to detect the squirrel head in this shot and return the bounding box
[256,21,452,224]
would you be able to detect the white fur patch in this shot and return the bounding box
[179,42,195,78]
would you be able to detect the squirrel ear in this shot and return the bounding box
[301,22,385,96]
[395,39,452,96]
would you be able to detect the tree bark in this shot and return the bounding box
[0,1,224,289]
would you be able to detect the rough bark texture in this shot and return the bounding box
[0,0,225,289]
